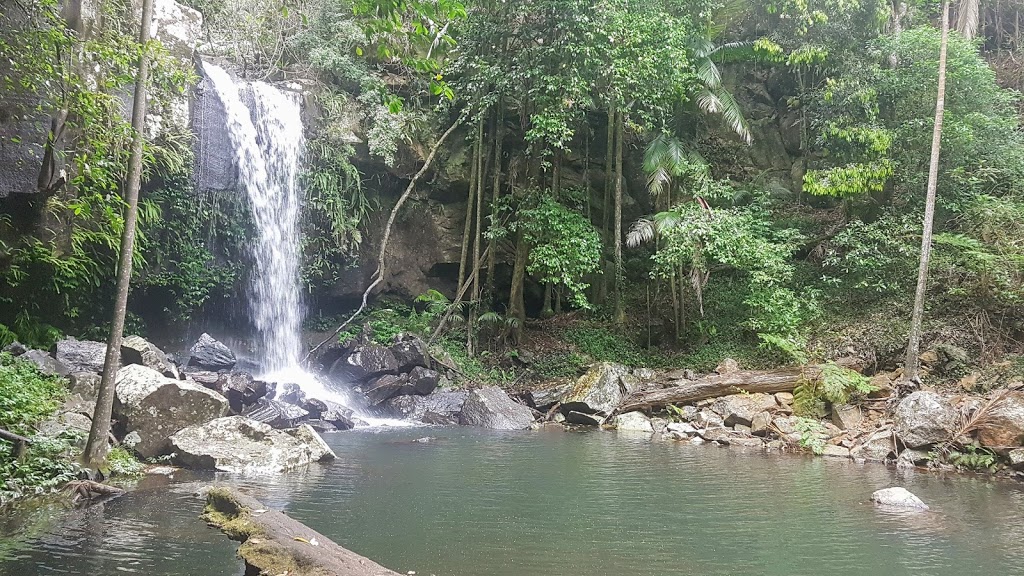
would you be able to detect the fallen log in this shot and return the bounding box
[0,428,31,459]
[614,365,828,415]
[65,480,126,504]
[203,486,401,576]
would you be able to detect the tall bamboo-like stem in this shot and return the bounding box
[468,117,485,356]
[485,105,503,299]
[613,109,625,324]
[84,0,155,468]
[904,0,950,382]
[457,128,479,293]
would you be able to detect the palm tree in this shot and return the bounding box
[904,0,951,384]
[956,0,980,39]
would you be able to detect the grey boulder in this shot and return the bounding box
[188,333,237,371]
[121,335,179,378]
[382,391,468,422]
[330,344,398,383]
[893,391,958,448]
[241,398,310,429]
[168,416,335,473]
[460,386,534,430]
[55,338,107,374]
[871,487,929,510]
[561,362,640,415]
[114,364,229,457]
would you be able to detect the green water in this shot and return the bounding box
[3,427,1023,575]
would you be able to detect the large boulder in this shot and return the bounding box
[301,398,355,430]
[121,335,179,378]
[21,350,69,377]
[614,411,654,433]
[976,391,1024,448]
[114,364,229,457]
[188,333,236,371]
[168,416,335,473]
[871,487,928,510]
[68,372,101,401]
[241,398,310,429]
[389,336,430,371]
[55,338,107,374]
[525,380,574,410]
[712,393,778,428]
[407,366,441,395]
[361,374,409,406]
[382,391,468,422]
[893,391,959,448]
[850,429,897,462]
[459,386,535,430]
[561,363,639,415]
[330,344,398,383]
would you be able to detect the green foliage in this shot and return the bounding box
[104,446,145,478]
[792,362,875,417]
[510,193,601,309]
[531,351,588,379]
[794,416,828,455]
[0,353,79,505]
[0,353,67,436]
[930,444,999,473]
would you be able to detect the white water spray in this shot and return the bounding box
[202,62,411,427]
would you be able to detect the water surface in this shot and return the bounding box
[3,427,1023,576]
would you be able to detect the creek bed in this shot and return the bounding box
[3,427,1023,576]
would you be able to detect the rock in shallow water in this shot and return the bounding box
[459,386,535,430]
[561,362,639,415]
[114,364,229,457]
[615,411,654,432]
[871,487,928,510]
[382,392,468,422]
[169,416,335,473]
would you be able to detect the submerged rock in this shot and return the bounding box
[460,386,535,430]
[893,391,958,448]
[169,417,335,473]
[382,391,468,422]
[188,333,237,371]
[55,338,107,374]
[242,398,310,429]
[114,364,229,457]
[121,335,179,378]
[615,411,654,432]
[871,487,928,510]
[561,362,639,415]
[976,391,1024,448]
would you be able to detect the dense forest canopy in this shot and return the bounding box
[0,0,1022,383]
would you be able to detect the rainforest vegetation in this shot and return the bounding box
[2,0,1024,447]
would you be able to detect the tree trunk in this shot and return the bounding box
[468,117,486,356]
[485,105,504,299]
[614,366,834,415]
[457,131,479,293]
[507,230,529,343]
[83,0,155,468]
[597,103,615,305]
[904,0,950,383]
[613,109,625,324]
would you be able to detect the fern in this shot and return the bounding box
[793,362,876,417]
[794,417,828,455]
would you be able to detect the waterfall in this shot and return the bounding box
[201,62,409,426]
[202,62,305,373]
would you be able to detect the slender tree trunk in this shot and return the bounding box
[485,105,503,299]
[904,0,950,382]
[670,269,680,343]
[541,283,553,317]
[469,117,486,356]
[597,103,615,305]
[457,132,479,292]
[84,0,155,468]
[552,149,561,198]
[507,230,529,343]
[613,109,625,324]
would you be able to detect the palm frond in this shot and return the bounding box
[696,58,722,90]
[712,88,752,144]
[626,218,656,248]
[697,89,723,114]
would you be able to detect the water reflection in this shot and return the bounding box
[2,428,1023,576]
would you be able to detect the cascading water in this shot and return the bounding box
[201,62,339,403]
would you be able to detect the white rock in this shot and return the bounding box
[615,412,654,433]
[871,487,929,510]
[169,416,335,473]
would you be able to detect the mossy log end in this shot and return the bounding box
[203,486,401,576]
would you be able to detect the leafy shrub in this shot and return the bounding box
[793,362,875,417]
[1,435,81,505]
[105,446,145,478]
[0,353,67,436]
[794,417,828,455]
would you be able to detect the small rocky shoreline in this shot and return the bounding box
[6,334,1023,483]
